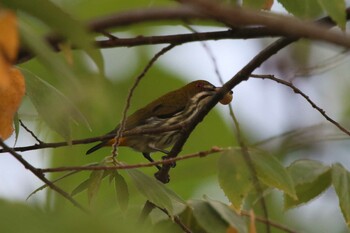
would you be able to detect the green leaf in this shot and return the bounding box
[22,69,91,142]
[189,200,229,233]
[28,169,84,200]
[317,0,346,29]
[126,169,185,216]
[87,170,104,204]
[332,163,350,227]
[205,198,247,233]
[3,0,104,72]
[217,150,253,211]
[251,151,297,199]
[284,160,331,209]
[71,179,91,197]
[19,20,78,84]
[278,0,323,19]
[114,172,129,211]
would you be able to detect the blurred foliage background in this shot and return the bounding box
[1,0,350,232]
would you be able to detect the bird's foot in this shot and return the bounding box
[154,171,170,183]
[162,155,176,168]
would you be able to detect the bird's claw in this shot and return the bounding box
[162,155,176,168]
[155,171,170,183]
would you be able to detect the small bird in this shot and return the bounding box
[86,80,233,167]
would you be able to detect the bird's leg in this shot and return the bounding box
[148,145,176,168]
[142,152,161,170]
[161,155,176,168]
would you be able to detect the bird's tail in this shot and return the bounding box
[86,141,107,155]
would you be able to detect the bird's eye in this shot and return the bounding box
[196,82,204,88]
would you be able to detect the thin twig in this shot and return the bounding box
[229,102,271,233]
[193,29,266,232]
[0,124,184,153]
[19,120,44,144]
[158,207,193,233]
[39,147,224,173]
[241,210,298,233]
[111,44,177,157]
[96,28,280,48]
[0,138,87,212]
[250,74,350,137]
[138,201,156,224]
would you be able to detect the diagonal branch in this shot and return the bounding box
[251,74,350,137]
[0,138,87,212]
[155,36,297,183]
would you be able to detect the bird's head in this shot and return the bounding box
[183,80,233,105]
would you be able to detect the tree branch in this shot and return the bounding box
[111,44,177,157]
[0,138,87,212]
[0,124,184,153]
[16,5,350,63]
[155,37,297,183]
[39,147,223,173]
[251,74,350,137]
[181,0,350,48]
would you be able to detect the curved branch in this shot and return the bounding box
[87,6,205,30]
[182,0,350,48]
[16,5,350,63]
[251,74,350,137]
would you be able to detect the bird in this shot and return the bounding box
[86,80,233,168]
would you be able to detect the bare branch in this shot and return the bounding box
[19,120,44,144]
[251,74,350,137]
[0,124,184,153]
[241,210,299,233]
[0,138,87,212]
[16,5,350,63]
[181,0,350,48]
[111,44,177,157]
[39,147,223,173]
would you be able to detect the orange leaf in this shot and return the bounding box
[0,56,25,139]
[226,226,238,233]
[263,0,274,10]
[0,10,18,63]
[249,210,257,233]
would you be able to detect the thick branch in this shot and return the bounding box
[182,0,350,48]
[155,36,297,183]
[16,5,350,63]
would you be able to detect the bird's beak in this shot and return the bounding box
[215,87,233,105]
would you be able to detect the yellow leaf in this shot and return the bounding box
[0,10,18,62]
[0,57,25,139]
